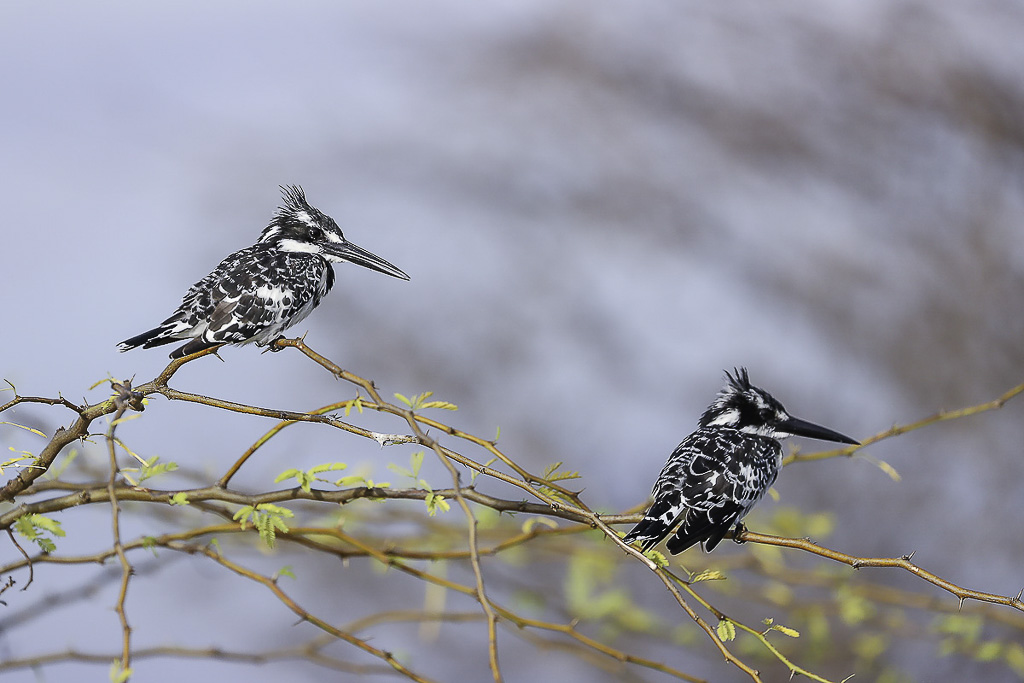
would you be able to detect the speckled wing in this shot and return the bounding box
[118,244,332,358]
[168,246,332,358]
[624,429,781,554]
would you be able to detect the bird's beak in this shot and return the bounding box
[324,240,410,280]
[776,416,859,445]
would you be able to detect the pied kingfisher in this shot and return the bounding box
[118,185,409,359]
[623,368,858,555]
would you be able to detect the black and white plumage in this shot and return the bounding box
[118,185,409,359]
[623,368,858,555]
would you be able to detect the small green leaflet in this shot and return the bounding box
[394,391,458,411]
[691,569,727,583]
[387,450,424,480]
[168,492,190,506]
[763,617,800,637]
[233,503,294,549]
[0,421,46,437]
[275,462,348,493]
[109,660,132,683]
[120,455,178,486]
[716,619,736,642]
[537,461,582,503]
[14,514,65,553]
[424,491,450,516]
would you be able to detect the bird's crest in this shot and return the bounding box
[259,184,332,243]
[698,367,785,432]
[725,367,752,393]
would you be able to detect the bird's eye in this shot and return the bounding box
[308,226,323,240]
[759,408,775,421]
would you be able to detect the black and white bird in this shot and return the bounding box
[118,185,409,359]
[623,368,858,555]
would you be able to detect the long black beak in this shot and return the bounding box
[777,416,859,445]
[325,240,410,280]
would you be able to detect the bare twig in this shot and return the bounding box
[786,379,1024,465]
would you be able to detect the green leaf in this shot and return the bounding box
[646,549,669,567]
[541,461,581,483]
[342,397,364,415]
[773,624,800,638]
[717,619,736,642]
[277,462,348,492]
[425,492,450,516]
[309,462,347,475]
[394,390,457,411]
[109,660,133,683]
[28,514,65,537]
[276,565,296,580]
[537,462,582,503]
[168,492,190,506]
[14,513,65,553]
[692,569,726,583]
[120,455,178,485]
[419,399,458,411]
[0,421,46,437]
[142,536,159,556]
[387,463,414,478]
[274,468,301,483]
[409,451,424,477]
[233,504,294,549]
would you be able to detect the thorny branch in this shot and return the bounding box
[1,341,1023,682]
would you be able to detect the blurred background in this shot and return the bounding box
[2,1,1023,681]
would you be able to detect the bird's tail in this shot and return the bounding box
[665,518,720,555]
[623,497,682,552]
[167,338,220,359]
[622,520,668,552]
[117,326,179,352]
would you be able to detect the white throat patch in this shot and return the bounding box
[278,238,322,255]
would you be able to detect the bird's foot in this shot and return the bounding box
[260,338,287,354]
[731,523,748,544]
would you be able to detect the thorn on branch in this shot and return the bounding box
[902,551,916,562]
[0,574,15,604]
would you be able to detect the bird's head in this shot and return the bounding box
[698,368,858,445]
[259,185,410,280]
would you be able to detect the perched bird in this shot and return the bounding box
[624,368,858,555]
[118,185,409,359]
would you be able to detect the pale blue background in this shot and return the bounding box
[2,2,1023,681]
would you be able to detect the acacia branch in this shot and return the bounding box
[739,529,1024,613]
[165,540,436,682]
[786,379,1024,465]
[0,644,396,676]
